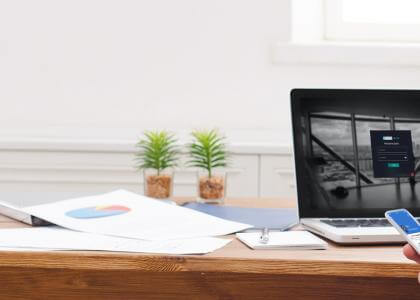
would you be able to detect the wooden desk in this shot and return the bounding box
[0,198,419,299]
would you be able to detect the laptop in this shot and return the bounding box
[291,89,420,244]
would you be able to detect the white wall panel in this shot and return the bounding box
[260,154,296,198]
[0,144,265,205]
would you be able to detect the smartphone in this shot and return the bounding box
[385,209,420,254]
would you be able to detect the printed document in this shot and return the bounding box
[0,227,231,255]
[22,190,251,240]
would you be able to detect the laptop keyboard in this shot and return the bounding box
[320,218,420,228]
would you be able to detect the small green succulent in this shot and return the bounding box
[188,129,228,178]
[135,131,179,175]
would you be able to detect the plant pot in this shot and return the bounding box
[144,170,173,199]
[197,171,226,204]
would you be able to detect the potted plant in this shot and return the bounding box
[188,129,229,204]
[135,131,179,199]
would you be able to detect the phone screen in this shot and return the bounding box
[387,210,420,252]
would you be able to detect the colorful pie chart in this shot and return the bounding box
[65,205,131,219]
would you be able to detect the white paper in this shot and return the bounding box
[236,231,328,250]
[0,247,61,252]
[22,190,251,241]
[0,227,232,255]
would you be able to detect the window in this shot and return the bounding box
[325,0,420,42]
[279,0,420,65]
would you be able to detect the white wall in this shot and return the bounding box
[2,0,420,200]
[1,0,420,143]
[0,0,290,143]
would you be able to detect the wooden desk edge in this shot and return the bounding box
[0,250,418,279]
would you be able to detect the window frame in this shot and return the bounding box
[324,0,420,43]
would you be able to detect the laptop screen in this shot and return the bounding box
[291,89,420,218]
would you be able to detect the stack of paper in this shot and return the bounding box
[236,231,328,250]
[0,190,252,254]
[0,227,231,254]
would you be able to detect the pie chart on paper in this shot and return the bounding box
[65,205,131,219]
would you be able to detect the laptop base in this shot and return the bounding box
[301,219,405,244]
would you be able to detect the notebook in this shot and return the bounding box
[236,230,328,250]
[0,200,51,226]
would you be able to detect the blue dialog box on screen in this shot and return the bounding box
[370,130,414,178]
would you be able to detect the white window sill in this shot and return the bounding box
[272,41,420,66]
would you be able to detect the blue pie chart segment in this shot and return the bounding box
[66,205,131,219]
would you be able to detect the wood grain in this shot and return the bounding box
[0,268,419,300]
[0,197,419,299]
